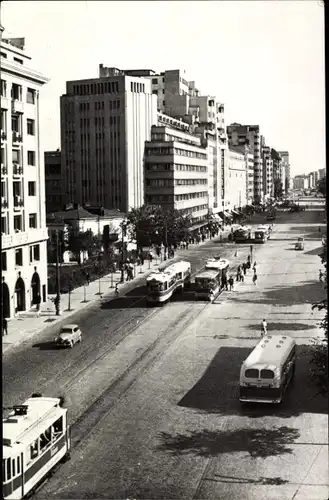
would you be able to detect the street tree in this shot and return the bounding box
[273,178,283,199]
[317,176,326,198]
[310,238,328,396]
[67,229,96,264]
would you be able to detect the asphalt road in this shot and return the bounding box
[4,209,328,499]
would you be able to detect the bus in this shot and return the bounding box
[239,335,296,404]
[3,395,71,499]
[194,269,221,301]
[234,226,251,243]
[146,261,191,304]
[205,258,229,289]
[254,225,270,243]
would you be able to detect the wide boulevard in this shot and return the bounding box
[3,202,328,499]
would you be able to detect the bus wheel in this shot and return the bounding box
[63,451,71,462]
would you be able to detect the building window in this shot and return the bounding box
[0,79,6,97]
[152,78,158,84]
[11,83,22,101]
[0,109,6,133]
[15,248,23,266]
[27,88,36,104]
[12,149,20,164]
[30,244,40,262]
[1,216,7,234]
[27,119,35,135]
[152,90,158,95]
[2,252,7,271]
[14,57,23,65]
[29,213,37,228]
[27,151,36,166]
[14,215,23,231]
[28,181,36,196]
[11,115,20,133]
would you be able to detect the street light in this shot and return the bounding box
[55,229,61,316]
[120,220,127,283]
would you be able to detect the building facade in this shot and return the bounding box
[293,175,308,190]
[227,123,263,203]
[277,150,290,193]
[144,124,208,223]
[1,31,49,318]
[261,142,273,200]
[44,149,62,213]
[225,149,247,211]
[318,168,325,180]
[60,66,157,213]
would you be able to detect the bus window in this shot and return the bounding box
[6,458,11,481]
[17,456,20,475]
[2,460,6,482]
[245,369,259,378]
[30,439,39,460]
[260,369,275,379]
[53,416,63,438]
[12,458,15,477]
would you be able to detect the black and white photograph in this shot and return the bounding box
[1,1,327,499]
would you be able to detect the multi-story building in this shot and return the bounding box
[225,149,247,211]
[227,123,263,203]
[44,149,62,213]
[1,30,49,318]
[60,65,157,212]
[277,151,290,193]
[144,123,208,223]
[293,175,308,190]
[261,140,273,200]
[318,168,326,180]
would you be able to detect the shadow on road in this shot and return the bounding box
[304,246,324,256]
[204,474,289,485]
[178,346,328,417]
[157,425,300,458]
[100,296,148,310]
[230,281,325,307]
[32,341,59,350]
[245,322,316,332]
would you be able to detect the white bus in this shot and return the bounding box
[239,335,296,404]
[146,261,191,304]
[3,395,71,499]
[205,258,229,289]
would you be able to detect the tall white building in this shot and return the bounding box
[60,65,157,212]
[1,30,49,318]
[277,150,290,192]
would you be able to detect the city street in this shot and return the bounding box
[4,209,328,500]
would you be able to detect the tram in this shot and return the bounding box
[146,261,191,304]
[3,395,71,499]
[194,269,221,300]
[205,257,229,289]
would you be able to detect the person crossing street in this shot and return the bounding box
[261,318,268,336]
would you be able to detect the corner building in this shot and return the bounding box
[60,66,157,212]
[1,31,49,318]
[145,121,208,223]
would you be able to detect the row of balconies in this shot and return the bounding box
[1,196,24,209]
[1,163,24,176]
[0,131,23,143]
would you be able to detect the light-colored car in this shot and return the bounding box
[55,324,82,348]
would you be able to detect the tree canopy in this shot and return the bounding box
[317,177,326,198]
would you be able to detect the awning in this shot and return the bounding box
[231,209,240,216]
[224,211,233,218]
[211,214,223,222]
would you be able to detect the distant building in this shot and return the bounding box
[227,123,263,203]
[318,168,325,180]
[261,139,274,200]
[1,30,49,318]
[44,149,62,213]
[277,151,290,193]
[60,66,157,212]
[225,149,247,211]
[293,175,308,190]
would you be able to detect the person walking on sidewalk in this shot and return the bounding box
[228,276,234,291]
[35,293,41,312]
[2,317,8,336]
[253,273,258,285]
[319,270,324,282]
[115,283,120,297]
[222,275,228,291]
[261,318,268,336]
[242,262,247,275]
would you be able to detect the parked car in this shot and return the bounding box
[55,324,82,348]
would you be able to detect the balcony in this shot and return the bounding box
[13,163,23,176]
[12,131,23,143]
[1,96,9,109]
[12,99,24,114]
[1,131,7,141]
[1,164,8,175]
[13,195,24,210]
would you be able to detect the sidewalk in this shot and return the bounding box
[2,224,240,353]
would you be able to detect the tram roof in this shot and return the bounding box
[146,269,176,283]
[165,260,191,273]
[242,335,295,369]
[3,397,63,448]
[195,269,219,279]
[205,258,229,270]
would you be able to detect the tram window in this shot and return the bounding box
[17,456,20,475]
[2,460,6,482]
[40,426,52,451]
[12,458,15,477]
[53,416,63,437]
[30,439,39,460]
[6,458,11,481]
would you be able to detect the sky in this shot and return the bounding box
[1,0,325,177]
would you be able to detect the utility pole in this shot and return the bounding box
[120,221,126,283]
[55,230,61,315]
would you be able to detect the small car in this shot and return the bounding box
[55,324,82,348]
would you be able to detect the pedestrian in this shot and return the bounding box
[222,275,228,291]
[115,283,119,297]
[2,317,8,336]
[85,272,90,285]
[228,276,234,291]
[318,226,321,233]
[237,265,241,275]
[149,252,153,263]
[209,289,215,302]
[246,260,251,270]
[319,270,324,282]
[35,293,41,312]
[253,273,258,285]
[261,318,267,336]
[140,253,144,266]
[240,273,244,282]
[242,263,247,275]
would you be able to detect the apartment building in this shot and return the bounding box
[318,168,325,180]
[277,150,291,192]
[225,149,247,211]
[227,123,263,203]
[144,123,208,224]
[60,65,157,212]
[293,175,308,190]
[1,31,49,318]
[44,149,62,213]
[261,141,273,200]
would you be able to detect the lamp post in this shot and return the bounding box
[55,230,61,316]
[120,220,127,283]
